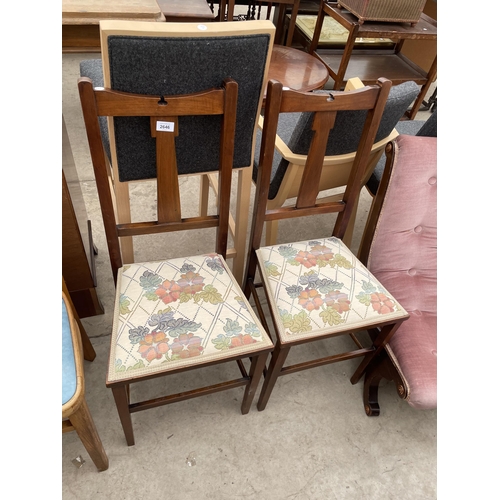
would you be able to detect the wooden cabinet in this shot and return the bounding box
[62,116,104,318]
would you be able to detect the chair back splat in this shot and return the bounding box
[79,79,238,283]
[79,20,275,284]
[79,66,273,446]
[252,78,420,247]
[244,78,410,412]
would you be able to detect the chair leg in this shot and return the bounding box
[363,361,384,417]
[350,322,401,385]
[241,352,269,414]
[111,384,135,446]
[69,398,109,471]
[257,343,291,411]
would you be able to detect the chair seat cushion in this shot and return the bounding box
[62,298,77,405]
[256,237,408,344]
[107,254,273,383]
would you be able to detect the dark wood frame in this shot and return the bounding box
[357,141,410,416]
[243,78,409,410]
[78,77,273,445]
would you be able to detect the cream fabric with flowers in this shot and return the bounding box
[108,254,273,382]
[256,237,408,344]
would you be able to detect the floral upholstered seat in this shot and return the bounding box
[108,254,273,383]
[256,237,408,345]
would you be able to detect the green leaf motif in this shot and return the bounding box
[234,296,249,310]
[144,291,160,301]
[361,280,377,294]
[329,254,354,269]
[166,318,202,336]
[212,334,232,350]
[245,322,261,336]
[197,285,224,304]
[317,279,343,294]
[319,306,344,326]
[264,262,280,277]
[140,270,163,291]
[279,308,294,329]
[179,292,192,303]
[278,246,298,260]
[127,360,145,371]
[356,292,372,306]
[289,310,312,333]
[224,318,242,335]
[119,294,131,315]
[115,359,126,372]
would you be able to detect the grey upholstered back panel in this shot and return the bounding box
[253,81,420,199]
[86,34,270,182]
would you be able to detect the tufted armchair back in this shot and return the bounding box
[360,133,437,410]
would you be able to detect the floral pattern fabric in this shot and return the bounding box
[108,254,273,382]
[256,237,408,344]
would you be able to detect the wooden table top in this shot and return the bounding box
[62,0,164,24]
[268,45,330,93]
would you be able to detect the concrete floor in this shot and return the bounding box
[62,44,437,499]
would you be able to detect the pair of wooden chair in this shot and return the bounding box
[78,20,409,446]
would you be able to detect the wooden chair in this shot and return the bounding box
[78,70,273,445]
[80,20,275,285]
[252,77,420,247]
[62,290,109,472]
[244,78,410,410]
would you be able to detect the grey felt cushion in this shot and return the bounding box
[82,34,271,182]
[253,81,420,200]
[366,110,437,195]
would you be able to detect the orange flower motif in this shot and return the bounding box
[155,279,182,304]
[370,293,395,314]
[230,334,257,348]
[138,331,170,362]
[177,271,205,295]
[170,333,203,359]
[310,245,334,261]
[324,290,350,313]
[295,251,317,268]
[298,289,324,311]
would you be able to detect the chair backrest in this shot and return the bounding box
[78,76,239,283]
[97,20,274,183]
[246,77,392,273]
[266,81,420,199]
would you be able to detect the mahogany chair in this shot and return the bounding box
[80,20,275,285]
[252,78,420,246]
[62,290,109,472]
[78,72,273,445]
[244,78,410,411]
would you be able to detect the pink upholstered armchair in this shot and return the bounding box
[357,133,437,415]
